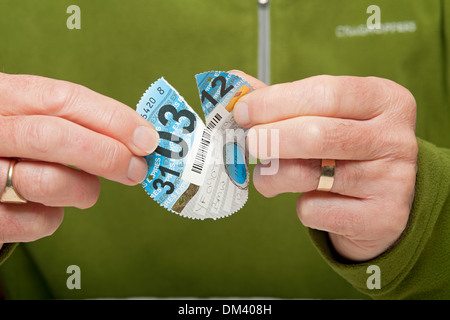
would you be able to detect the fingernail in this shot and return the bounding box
[233,101,251,127]
[133,126,159,155]
[227,69,245,74]
[128,156,148,184]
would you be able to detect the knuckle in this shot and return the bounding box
[301,159,321,189]
[405,164,418,191]
[24,221,43,242]
[251,84,280,123]
[337,161,365,195]
[299,194,366,238]
[38,79,82,115]
[98,142,122,175]
[69,130,92,155]
[0,206,63,243]
[4,74,34,97]
[391,205,410,233]
[0,213,18,243]
[393,163,417,199]
[21,211,44,241]
[0,117,16,148]
[401,89,417,115]
[372,199,409,239]
[23,118,57,154]
[394,83,417,112]
[339,214,366,238]
[37,208,64,239]
[101,105,120,133]
[24,165,54,196]
[386,129,418,160]
[308,76,339,115]
[385,80,417,122]
[403,132,418,157]
[355,77,380,102]
[301,121,324,156]
[326,122,353,152]
[323,206,365,238]
[386,212,408,237]
[22,207,63,242]
[403,132,419,159]
[308,120,362,156]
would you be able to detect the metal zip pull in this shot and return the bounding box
[257,0,270,85]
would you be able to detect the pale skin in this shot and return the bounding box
[231,70,418,262]
[0,73,159,250]
[0,71,418,264]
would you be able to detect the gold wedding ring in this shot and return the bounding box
[1,159,27,204]
[316,159,336,192]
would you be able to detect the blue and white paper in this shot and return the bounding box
[136,71,252,220]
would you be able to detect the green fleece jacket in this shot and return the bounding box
[0,0,449,299]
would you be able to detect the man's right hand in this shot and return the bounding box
[0,73,159,249]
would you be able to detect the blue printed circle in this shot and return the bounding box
[223,142,247,185]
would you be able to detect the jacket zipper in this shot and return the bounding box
[258,0,270,85]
